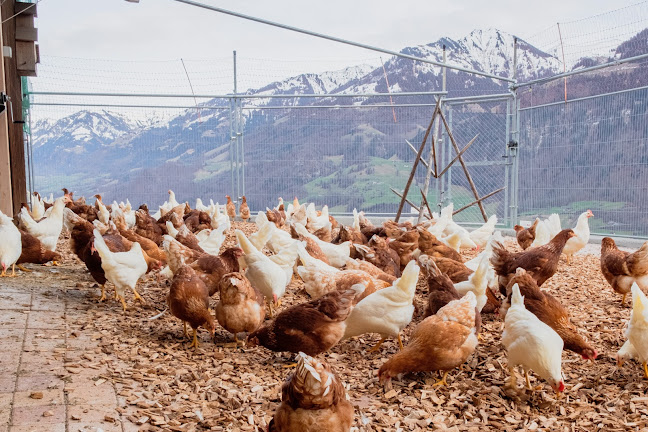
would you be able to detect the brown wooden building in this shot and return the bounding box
[0,0,38,217]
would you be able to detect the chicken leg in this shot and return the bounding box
[622,293,627,306]
[131,286,145,304]
[368,337,386,353]
[643,362,648,379]
[525,370,533,390]
[397,333,404,350]
[119,296,128,312]
[508,367,517,388]
[17,264,32,273]
[8,264,16,277]
[432,371,449,387]
[189,328,199,349]
[98,284,106,302]
[0,264,5,277]
[183,321,188,338]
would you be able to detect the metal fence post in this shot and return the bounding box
[503,98,510,227]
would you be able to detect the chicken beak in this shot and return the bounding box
[90,243,96,254]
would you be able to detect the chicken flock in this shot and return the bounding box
[1,189,647,431]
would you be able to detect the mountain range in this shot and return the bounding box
[31,27,648,234]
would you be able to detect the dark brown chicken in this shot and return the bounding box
[514,218,539,250]
[600,237,648,305]
[175,225,205,253]
[215,272,265,343]
[135,209,164,245]
[417,226,463,262]
[247,289,355,356]
[502,268,597,360]
[168,265,216,349]
[267,206,286,228]
[113,214,166,265]
[491,229,575,294]
[389,229,419,270]
[337,225,367,246]
[353,235,401,277]
[268,353,353,432]
[189,247,244,296]
[429,256,472,283]
[183,209,212,232]
[16,229,61,270]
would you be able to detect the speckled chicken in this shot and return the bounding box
[269,352,353,432]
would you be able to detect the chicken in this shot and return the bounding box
[429,256,472,283]
[416,226,462,262]
[236,229,287,316]
[454,253,490,312]
[175,225,205,253]
[183,209,212,232]
[249,219,274,251]
[491,229,576,294]
[163,235,204,275]
[266,206,286,228]
[197,224,228,255]
[353,236,400,277]
[502,284,565,396]
[270,241,300,287]
[530,220,551,248]
[600,237,648,305]
[268,352,353,432]
[247,289,355,356]
[168,265,216,348]
[420,256,460,317]
[337,224,367,246]
[92,228,148,311]
[113,214,166,265]
[305,204,332,241]
[188,247,244,296]
[545,213,562,240]
[378,292,478,387]
[342,260,419,351]
[501,268,597,360]
[514,218,539,250]
[293,223,350,268]
[135,209,164,245]
[19,197,65,259]
[469,215,497,249]
[388,229,419,269]
[215,272,265,344]
[16,229,61,271]
[240,196,251,222]
[562,210,594,264]
[617,340,637,368]
[0,210,22,276]
[226,195,236,220]
[624,284,648,378]
[344,258,396,285]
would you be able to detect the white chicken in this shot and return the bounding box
[625,284,648,378]
[617,340,637,368]
[293,223,350,268]
[197,224,227,255]
[168,189,180,208]
[195,198,209,211]
[20,197,65,258]
[530,219,551,248]
[269,241,301,287]
[0,210,22,276]
[439,231,462,252]
[209,202,230,231]
[92,228,148,312]
[545,213,562,239]
[562,210,594,264]
[454,253,489,312]
[465,231,502,293]
[468,215,498,249]
[502,283,565,396]
[165,221,179,238]
[235,229,287,317]
[30,193,45,220]
[248,219,274,251]
[343,260,420,351]
[97,199,110,225]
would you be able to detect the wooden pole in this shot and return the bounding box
[437,109,488,222]
[436,133,479,178]
[395,97,441,222]
[0,15,12,216]
[452,187,505,216]
[405,140,429,169]
[390,188,431,220]
[419,187,433,219]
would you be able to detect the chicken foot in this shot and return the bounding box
[119,296,128,312]
[397,333,404,350]
[508,367,517,388]
[432,371,449,387]
[189,328,199,349]
[643,362,648,379]
[622,293,627,306]
[131,286,145,304]
[17,264,32,273]
[368,337,387,353]
[98,284,107,302]
[0,264,15,277]
[183,321,189,338]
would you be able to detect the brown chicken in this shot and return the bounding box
[215,272,265,344]
[600,237,648,305]
[514,218,539,250]
[16,229,61,271]
[247,289,355,356]
[113,214,166,265]
[175,225,205,252]
[183,209,212,232]
[158,209,184,231]
[344,258,396,284]
[135,209,164,245]
[353,236,401,277]
[289,226,331,265]
[240,196,251,222]
[428,256,472,283]
[389,229,419,270]
[268,353,353,432]
[267,206,286,228]
[378,292,479,387]
[491,229,576,294]
[190,247,244,296]
[168,265,216,349]
[502,268,597,360]
[337,225,367,246]
[416,226,463,262]
[225,195,236,220]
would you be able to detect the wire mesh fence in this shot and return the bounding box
[519,84,648,237]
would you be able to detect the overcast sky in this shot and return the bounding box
[37,0,644,68]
